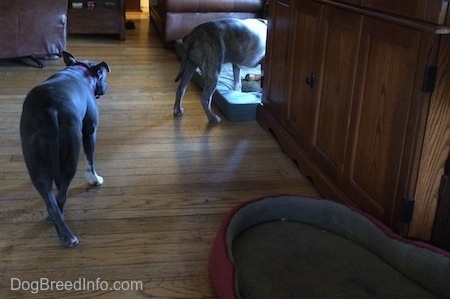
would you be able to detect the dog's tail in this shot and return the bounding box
[175,52,188,82]
[175,66,184,83]
[175,36,193,83]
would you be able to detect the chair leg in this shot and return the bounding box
[28,56,44,68]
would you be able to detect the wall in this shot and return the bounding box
[141,0,149,10]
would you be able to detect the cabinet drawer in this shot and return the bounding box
[68,10,121,34]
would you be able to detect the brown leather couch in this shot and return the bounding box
[150,0,266,47]
[0,0,68,67]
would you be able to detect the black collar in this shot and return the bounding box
[74,62,96,77]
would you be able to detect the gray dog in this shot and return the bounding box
[174,18,267,123]
[20,51,110,248]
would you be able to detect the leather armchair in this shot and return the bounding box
[150,0,266,47]
[0,0,68,67]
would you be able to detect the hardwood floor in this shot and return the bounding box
[0,15,319,298]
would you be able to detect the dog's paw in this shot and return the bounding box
[85,171,104,186]
[209,115,222,123]
[61,235,79,248]
[45,216,53,224]
[173,107,184,116]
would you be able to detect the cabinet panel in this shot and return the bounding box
[345,17,422,222]
[310,7,362,182]
[361,0,448,25]
[284,0,322,149]
[263,0,292,121]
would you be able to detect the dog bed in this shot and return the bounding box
[174,39,262,122]
[209,195,450,298]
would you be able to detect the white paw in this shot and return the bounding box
[174,107,184,116]
[85,171,104,186]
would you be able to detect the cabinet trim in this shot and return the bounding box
[317,0,450,34]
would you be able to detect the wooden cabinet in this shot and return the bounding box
[67,0,126,40]
[258,0,450,241]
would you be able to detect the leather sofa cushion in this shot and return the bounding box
[165,12,257,43]
[150,0,265,46]
[166,0,263,13]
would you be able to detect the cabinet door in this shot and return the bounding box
[344,17,423,225]
[310,7,362,183]
[284,0,322,150]
[361,0,448,25]
[262,0,292,121]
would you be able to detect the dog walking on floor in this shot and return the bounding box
[20,51,110,248]
[174,18,267,123]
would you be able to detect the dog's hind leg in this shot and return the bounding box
[50,187,79,248]
[21,115,79,247]
[200,64,221,123]
[32,169,79,248]
[47,197,79,247]
[232,64,242,91]
[174,60,197,116]
[52,133,81,247]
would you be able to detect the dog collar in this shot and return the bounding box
[74,63,101,99]
[74,62,95,76]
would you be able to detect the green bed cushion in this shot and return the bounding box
[209,196,450,298]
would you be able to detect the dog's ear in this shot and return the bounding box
[95,62,111,74]
[62,51,77,67]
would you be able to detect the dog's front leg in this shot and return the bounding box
[82,124,103,186]
[232,64,242,91]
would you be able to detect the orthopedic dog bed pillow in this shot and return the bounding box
[209,195,450,298]
[174,39,262,121]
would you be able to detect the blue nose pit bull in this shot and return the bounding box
[174,18,267,123]
[20,51,110,248]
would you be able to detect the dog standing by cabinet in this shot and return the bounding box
[174,18,267,123]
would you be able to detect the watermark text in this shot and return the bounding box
[11,277,143,294]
